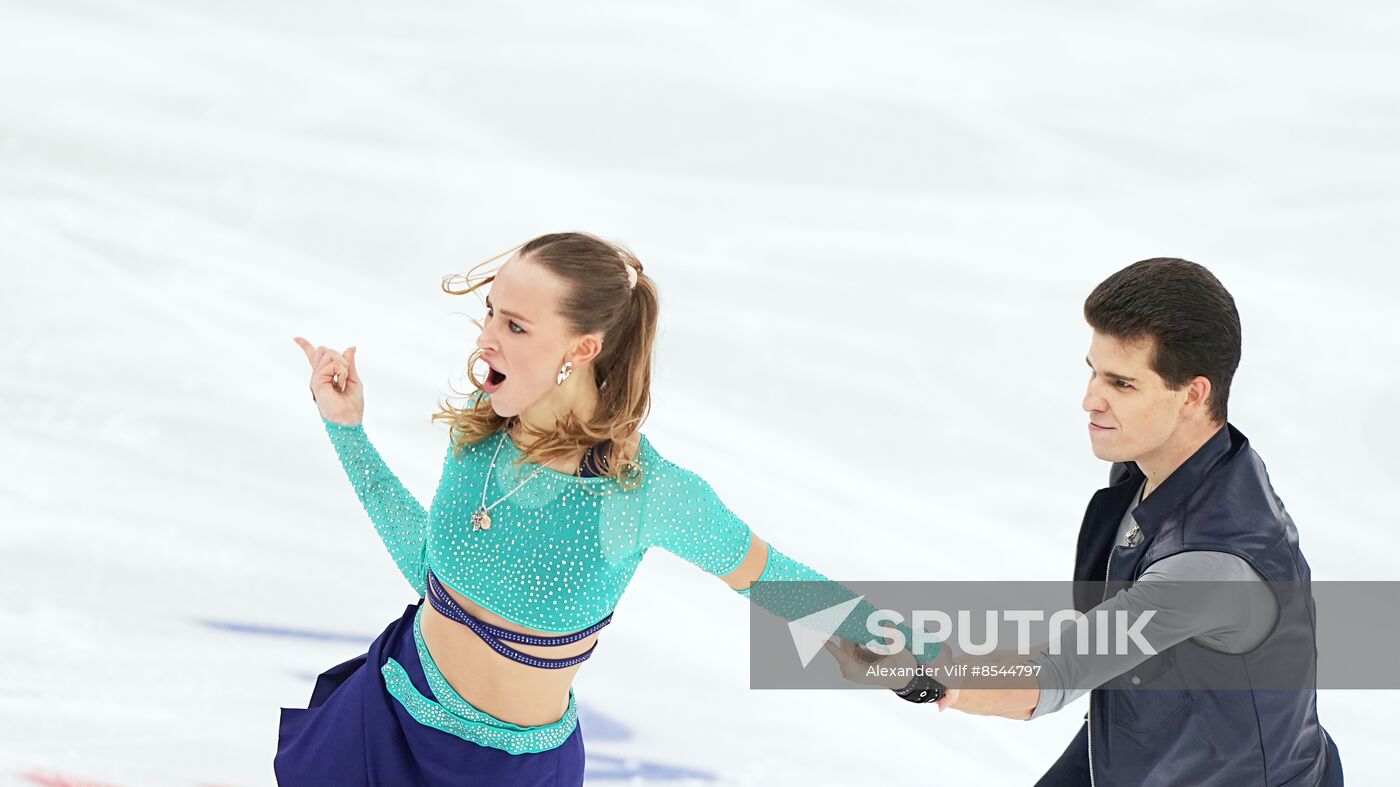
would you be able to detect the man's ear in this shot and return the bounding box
[568,333,604,366]
[1183,375,1213,417]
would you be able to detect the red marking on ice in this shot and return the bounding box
[20,771,124,787]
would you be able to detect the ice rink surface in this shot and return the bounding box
[2,1,1397,784]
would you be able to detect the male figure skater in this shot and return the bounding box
[839,258,1341,785]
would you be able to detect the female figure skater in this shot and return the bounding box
[277,232,941,785]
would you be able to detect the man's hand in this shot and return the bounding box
[935,650,1041,720]
[936,685,1038,720]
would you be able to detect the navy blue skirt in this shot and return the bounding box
[275,601,586,786]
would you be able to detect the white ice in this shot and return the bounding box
[2,1,1397,784]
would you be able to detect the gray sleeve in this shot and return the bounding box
[1028,550,1277,720]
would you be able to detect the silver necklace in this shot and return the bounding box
[472,431,543,531]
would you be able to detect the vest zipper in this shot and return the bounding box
[1088,541,1120,787]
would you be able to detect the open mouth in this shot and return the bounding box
[483,364,507,393]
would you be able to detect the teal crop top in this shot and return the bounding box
[320,412,940,664]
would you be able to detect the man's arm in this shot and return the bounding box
[952,550,1278,720]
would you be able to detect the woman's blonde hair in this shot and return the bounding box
[431,232,658,487]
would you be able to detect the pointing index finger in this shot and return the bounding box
[293,336,316,364]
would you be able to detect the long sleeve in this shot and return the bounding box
[321,415,429,596]
[641,457,941,664]
[738,545,942,665]
[1029,549,1277,719]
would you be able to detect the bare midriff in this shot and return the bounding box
[419,579,597,728]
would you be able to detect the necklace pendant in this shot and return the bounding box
[472,509,492,531]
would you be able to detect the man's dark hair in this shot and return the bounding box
[1084,258,1241,424]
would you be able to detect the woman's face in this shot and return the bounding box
[474,253,584,418]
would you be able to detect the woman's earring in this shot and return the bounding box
[557,361,573,386]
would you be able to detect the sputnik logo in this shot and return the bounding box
[786,595,866,667]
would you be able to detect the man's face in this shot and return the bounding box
[1082,331,1191,464]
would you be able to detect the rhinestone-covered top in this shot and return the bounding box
[319,412,753,633]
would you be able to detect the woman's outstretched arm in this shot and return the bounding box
[724,532,942,667]
[642,457,942,669]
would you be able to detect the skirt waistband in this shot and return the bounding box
[379,603,579,755]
